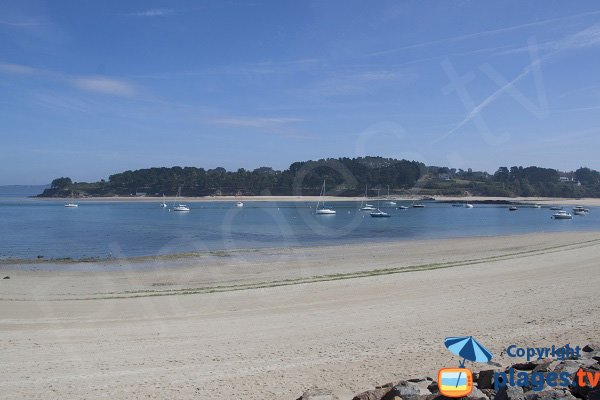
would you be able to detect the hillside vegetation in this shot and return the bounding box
[38,157,600,198]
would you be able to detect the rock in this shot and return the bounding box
[583,344,600,353]
[2,276,9,279]
[478,370,499,389]
[588,389,600,400]
[352,388,389,400]
[468,386,489,399]
[383,380,431,400]
[553,361,583,377]
[533,361,553,373]
[408,378,428,383]
[574,358,599,368]
[495,385,526,400]
[513,362,538,371]
[296,387,339,400]
[376,382,395,389]
[581,350,600,361]
[426,381,438,393]
[524,389,576,400]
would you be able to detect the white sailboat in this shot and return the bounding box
[235,201,244,207]
[370,189,390,217]
[172,187,190,212]
[360,184,376,211]
[316,179,336,215]
[385,185,396,206]
[160,194,167,208]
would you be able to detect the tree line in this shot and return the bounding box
[40,157,600,198]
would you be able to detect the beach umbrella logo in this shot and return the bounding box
[438,336,493,398]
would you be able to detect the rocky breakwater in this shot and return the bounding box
[296,343,600,400]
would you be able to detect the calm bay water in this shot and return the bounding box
[1,197,598,260]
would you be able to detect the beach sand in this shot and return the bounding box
[1,231,599,399]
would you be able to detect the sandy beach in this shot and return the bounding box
[36,195,600,207]
[1,231,599,399]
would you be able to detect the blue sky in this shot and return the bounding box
[1,1,600,184]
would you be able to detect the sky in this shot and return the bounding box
[1,0,600,184]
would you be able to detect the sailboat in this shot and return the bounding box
[316,179,336,215]
[385,185,397,206]
[360,184,376,211]
[160,194,167,208]
[370,189,390,217]
[172,187,190,212]
[64,191,78,208]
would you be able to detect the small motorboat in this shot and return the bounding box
[316,208,336,215]
[552,210,572,219]
[172,187,189,211]
[533,204,542,208]
[509,206,518,211]
[574,210,587,216]
[386,201,397,206]
[236,202,244,207]
[412,203,425,208]
[572,206,589,213]
[64,203,78,208]
[397,205,409,210]
[360,204,377,211]
[464,203,474,208]
[370,209,390,218]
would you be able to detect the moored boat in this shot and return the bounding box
[552,210,572,219]
[370,209,390,218]
[316,179,336,215]
[172,187,190,212]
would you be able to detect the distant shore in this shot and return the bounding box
[33,194,600,206]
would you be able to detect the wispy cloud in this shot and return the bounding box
[0,62,37,75]
[71,76,137,97]
[440,23,600,140]
[210,116,310,138]
[300,69,417,97]
[0,60,139,97]
[129,8,175,17]
[0,19,41,27]
[364,10,600,57]
[211,117,304,128]
[499,24,600,55]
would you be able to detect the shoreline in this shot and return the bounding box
[3,229,600,268]
[29,194,600,206]
[1,230,599,399]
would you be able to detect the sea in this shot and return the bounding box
[0,197,598,260]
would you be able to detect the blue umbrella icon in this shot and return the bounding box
[444,336,493,387]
